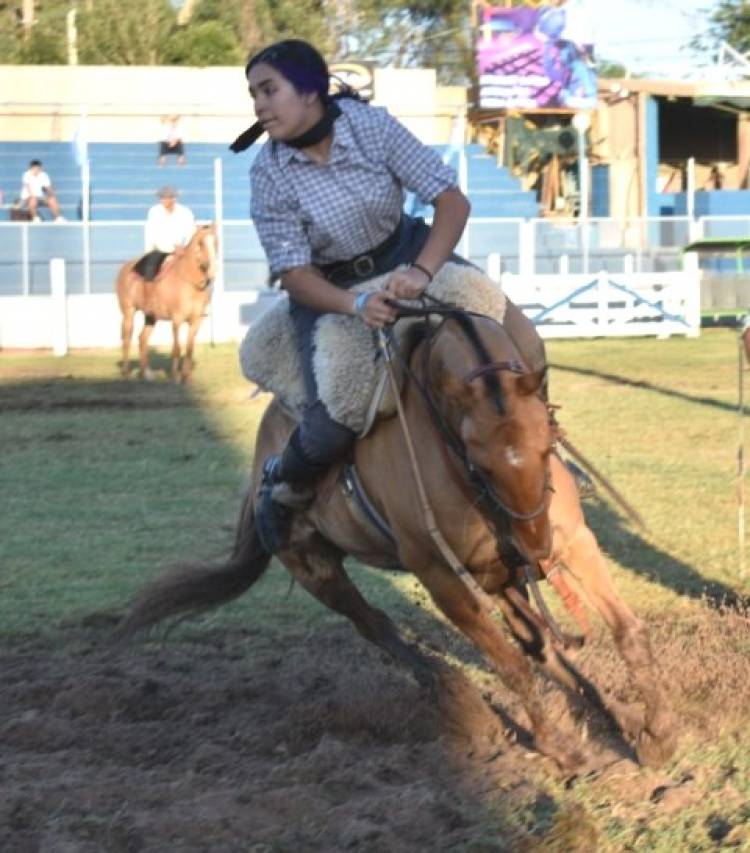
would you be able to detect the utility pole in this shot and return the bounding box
[177,0,199,26]
[21,0,35,40]
[67,8,78,65]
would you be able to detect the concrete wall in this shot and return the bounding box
[0,65,466,144]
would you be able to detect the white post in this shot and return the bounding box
[50,258,68,357]
[686,156,700,242]
[559,254,569,275]
[581,220,591,275]
[623,253,634,274]
[82,158,91,293]
[520,220,535,276]
[487,252,502,280]
[596,268,608,331]
[573,112,592,274]
[682,250,702,336]
[22,221,30,296]
[66,7,78,65]
[211,157,225,345]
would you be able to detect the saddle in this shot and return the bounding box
[239,261,507,436]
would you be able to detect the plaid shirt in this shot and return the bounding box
[250,99,457,278]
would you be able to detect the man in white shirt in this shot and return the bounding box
[133,186,196,282]
[20,159,65,222]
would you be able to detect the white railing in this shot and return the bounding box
[0,254,701,351]
[2,214,739,298]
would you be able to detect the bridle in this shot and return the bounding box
[186,227,215,291]
[386,304,553,529]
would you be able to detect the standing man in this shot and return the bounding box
[20,159,65,222]
[134,186,196,282]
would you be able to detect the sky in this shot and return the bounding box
[573,0,717,77]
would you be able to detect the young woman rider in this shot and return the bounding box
[231,39,548,553]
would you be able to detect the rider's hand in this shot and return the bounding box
[354,290,397,329]
[384,265,431,300]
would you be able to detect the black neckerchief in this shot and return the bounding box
[230,100,341,154]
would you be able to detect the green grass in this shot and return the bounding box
[1,332,748,633]
[1,332,749,849]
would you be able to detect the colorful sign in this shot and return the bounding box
[329,62,375,101]
[476,2,597,110]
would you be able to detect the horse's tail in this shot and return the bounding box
[114,490,270,642]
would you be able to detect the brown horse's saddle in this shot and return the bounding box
[239,261,507,436]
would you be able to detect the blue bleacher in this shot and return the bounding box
[1,140,539,222]
[0,141,80,220]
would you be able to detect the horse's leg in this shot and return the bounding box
[404,551,584,771]
[180,316,201,383]
[120,307,135,378]
[547,461,678,767]
[170,321,182,382]
[277,534,438,687]
[494,589,638,760]
[138,319,156,381]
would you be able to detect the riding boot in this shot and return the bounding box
[255,430,325,554]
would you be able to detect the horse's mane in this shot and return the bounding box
[421,309,507,415]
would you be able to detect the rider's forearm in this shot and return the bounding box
[281,266,357,315]
[414,187,471,276]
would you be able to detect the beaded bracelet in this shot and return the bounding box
[411,262,434,283]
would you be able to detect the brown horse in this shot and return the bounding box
[116,224,218,382]
[118,310,676,772]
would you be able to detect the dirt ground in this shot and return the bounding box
[2,598,749,853]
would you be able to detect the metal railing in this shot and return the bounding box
[0,215,747,298]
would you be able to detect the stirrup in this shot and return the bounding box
[256,467,292,555]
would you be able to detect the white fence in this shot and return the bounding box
[0,254,701,352]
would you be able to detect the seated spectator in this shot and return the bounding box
[159,114,186,166]
[20,159,65,222]
[133,186,196,282]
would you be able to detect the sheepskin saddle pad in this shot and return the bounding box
[239,261,507,436]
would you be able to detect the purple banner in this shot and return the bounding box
[476,2,597,110]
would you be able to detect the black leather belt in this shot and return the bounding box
[318,217,405,286]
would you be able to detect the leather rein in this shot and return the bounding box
[384,300,552,528]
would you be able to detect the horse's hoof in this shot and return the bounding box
[636,726,678,768]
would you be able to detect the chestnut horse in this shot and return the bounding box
[118,310,676,771]
[116,223,218,382]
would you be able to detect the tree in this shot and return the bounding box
[597,58,628,78]
[0,0,68,63]
[691,0,750,56]
[76,0,176,65]
[163,20,244,66]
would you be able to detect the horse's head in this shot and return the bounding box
[190,223,218,284]
[428,313,553,563]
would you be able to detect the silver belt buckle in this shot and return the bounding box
[352,254,375,278]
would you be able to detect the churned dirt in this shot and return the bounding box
[2,598,749,852]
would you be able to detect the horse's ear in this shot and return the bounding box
[516,367,547,396]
